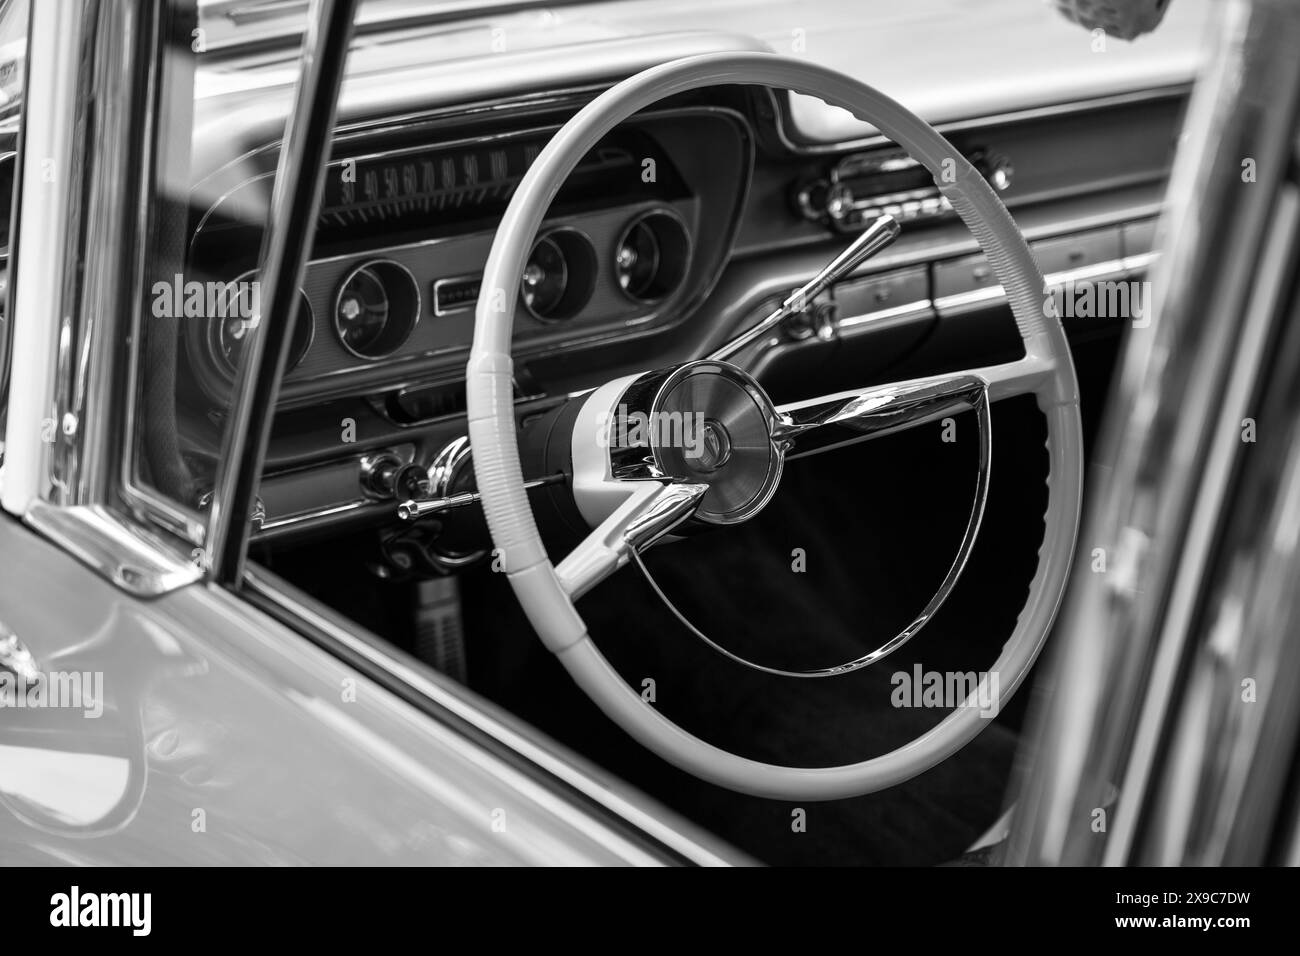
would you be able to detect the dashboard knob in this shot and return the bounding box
[360,452,428,500]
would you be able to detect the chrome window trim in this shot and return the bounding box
[25,498,201,597]
[3,0,204,594]
[0,0,85,515]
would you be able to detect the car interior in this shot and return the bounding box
[50,0,1204,865]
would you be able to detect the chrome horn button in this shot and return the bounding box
[691,418,733,473]
[609,360,783,526]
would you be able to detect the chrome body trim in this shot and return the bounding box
[24,499,202,598]
[1133,184,1300,865]
[1006,0,1300,866]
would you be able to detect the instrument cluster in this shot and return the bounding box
[184,106,752,410]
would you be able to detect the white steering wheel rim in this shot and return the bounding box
[468,52,1083,800]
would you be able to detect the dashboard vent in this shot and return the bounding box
[387,381,468,423]
[384,375,540,425]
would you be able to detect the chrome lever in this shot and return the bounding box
[707,214,900,362]
[398,473,566,521]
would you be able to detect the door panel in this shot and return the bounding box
[0,514,667,865]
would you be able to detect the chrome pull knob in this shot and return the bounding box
[360,452,428,501]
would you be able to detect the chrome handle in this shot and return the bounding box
[708,215,900,361]
[398,472,566,521]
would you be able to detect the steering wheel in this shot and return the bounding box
[468,52,1083,800]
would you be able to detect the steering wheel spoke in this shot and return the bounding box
[775,355,1052,461]
[555,481,709,600]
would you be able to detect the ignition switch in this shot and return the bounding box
[360,451,428,500]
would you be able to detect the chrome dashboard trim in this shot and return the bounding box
[258,498,377,534]
[836,299,934,334]
[930,253,1158,315]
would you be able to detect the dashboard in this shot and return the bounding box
[168,22,1193,551]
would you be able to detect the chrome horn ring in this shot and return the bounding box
[630,372,992,678]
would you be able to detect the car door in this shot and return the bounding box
[0,0,738,867]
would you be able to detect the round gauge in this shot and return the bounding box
[333,259,420,359]
[614,220,661,299]
[212,275,313,375]
[614,209,691,304]
[521,236,568,318]
[520,228,596,322]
